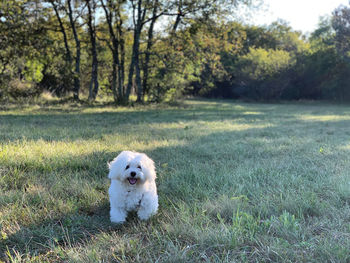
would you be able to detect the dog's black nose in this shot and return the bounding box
[130,171,136,177]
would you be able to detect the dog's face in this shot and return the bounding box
[123,160,144,185]
[108,151,156,185]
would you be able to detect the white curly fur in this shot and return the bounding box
[108,151,158,223]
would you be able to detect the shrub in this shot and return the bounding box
[234,48,295,100]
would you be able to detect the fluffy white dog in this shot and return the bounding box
[108,151,158,223]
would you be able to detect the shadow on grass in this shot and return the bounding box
[1,100,350,143]
[0,103,270,142]
[1,176,159,260]
[1,202,163,261]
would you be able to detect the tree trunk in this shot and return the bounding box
[86,0,99,101]
[101,0,121,103]
[51,1,72,65]
[135,48,142,102]
[126,0,148,103]
[142,0,159,99]
[125,32,139,102]
[170,0,183,46]
[111,60,118,102]
[67,0,80,101]
[118,15,125,102]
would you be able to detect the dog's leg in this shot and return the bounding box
[137,194,158,220]
[110,206,127,223]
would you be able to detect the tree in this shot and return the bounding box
[48,0,75,95]
[67,0,82,100]
[50,0,72,68]
[332,4,350,62]
[234,47,295,99]
[125,0,149,103]
[150,0,258,100]
[0,0,50,98]
[331,4,350,100]
[100,0,127,103]
[142,0,160,99]
[85,0,99,101]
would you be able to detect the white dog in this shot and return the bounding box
[108,151,158,223]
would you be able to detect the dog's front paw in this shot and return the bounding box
[137,212,152,221]
[110,208,126,224]
[137,207,157,221]
[137,195,158,221]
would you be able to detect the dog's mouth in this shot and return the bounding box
[127,178,138,185]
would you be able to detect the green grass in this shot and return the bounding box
[0,99,349,262]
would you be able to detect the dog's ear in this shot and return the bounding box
[108,151,129,180]
[108,158,121,180]
[139,154,156,181]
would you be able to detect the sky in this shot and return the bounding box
[250,0,349,33]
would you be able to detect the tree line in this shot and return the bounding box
[1,0,350,103]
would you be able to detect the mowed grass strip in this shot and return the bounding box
[0,100,349,262]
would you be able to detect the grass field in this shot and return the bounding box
[0,99,350,262]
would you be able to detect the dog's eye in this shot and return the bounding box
[137,165,142,170]
[125,165,130,170]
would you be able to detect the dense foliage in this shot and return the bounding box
[1,0,350,102]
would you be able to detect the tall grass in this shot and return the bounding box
[0,100,349,262]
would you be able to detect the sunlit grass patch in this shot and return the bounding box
[297,114,350,122]
[1,100,350,262]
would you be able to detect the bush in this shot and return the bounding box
[6,79,42,99]
[233,48,295,100]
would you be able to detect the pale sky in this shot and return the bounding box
[250,0,349,33]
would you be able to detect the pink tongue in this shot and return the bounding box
[128,178,137,185]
